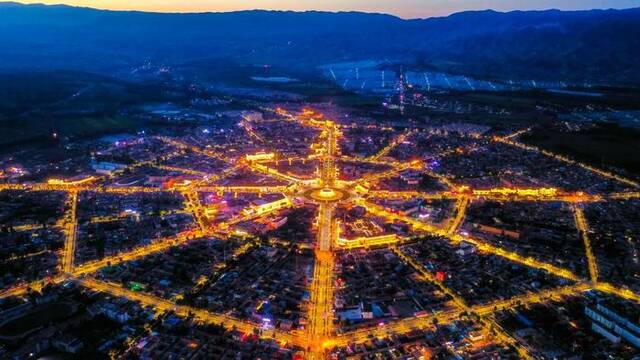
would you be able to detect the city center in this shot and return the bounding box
[2,5,640,358]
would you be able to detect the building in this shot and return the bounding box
[92,161,126,175]
[585,304,640,348]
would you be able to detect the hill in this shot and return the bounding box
[0,3,639,83]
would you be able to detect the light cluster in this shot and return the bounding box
[1,107,640,359]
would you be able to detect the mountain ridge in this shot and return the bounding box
[2,2,636,18]
[1,2,639,84]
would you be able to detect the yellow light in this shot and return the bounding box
[318,188,336,198]
[322,339,336,348]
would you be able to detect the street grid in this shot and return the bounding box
[1,107,640,358]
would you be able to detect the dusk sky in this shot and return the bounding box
[16,0,640,18]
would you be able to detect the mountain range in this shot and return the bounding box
[1,2,640,84]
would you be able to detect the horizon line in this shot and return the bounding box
[5,1,640,20]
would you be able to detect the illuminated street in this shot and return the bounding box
[1,107,640,359]
[1,2,640,358]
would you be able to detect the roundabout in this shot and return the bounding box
[305,186,349,203]
[307,187,349,202]
[3,106,640,360]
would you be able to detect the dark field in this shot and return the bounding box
[0,302,75,337]
[523,123,640,176]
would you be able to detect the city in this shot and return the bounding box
[2,103,640,358]
[2,1,640,359]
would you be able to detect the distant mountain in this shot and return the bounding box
[1,2,639,84]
